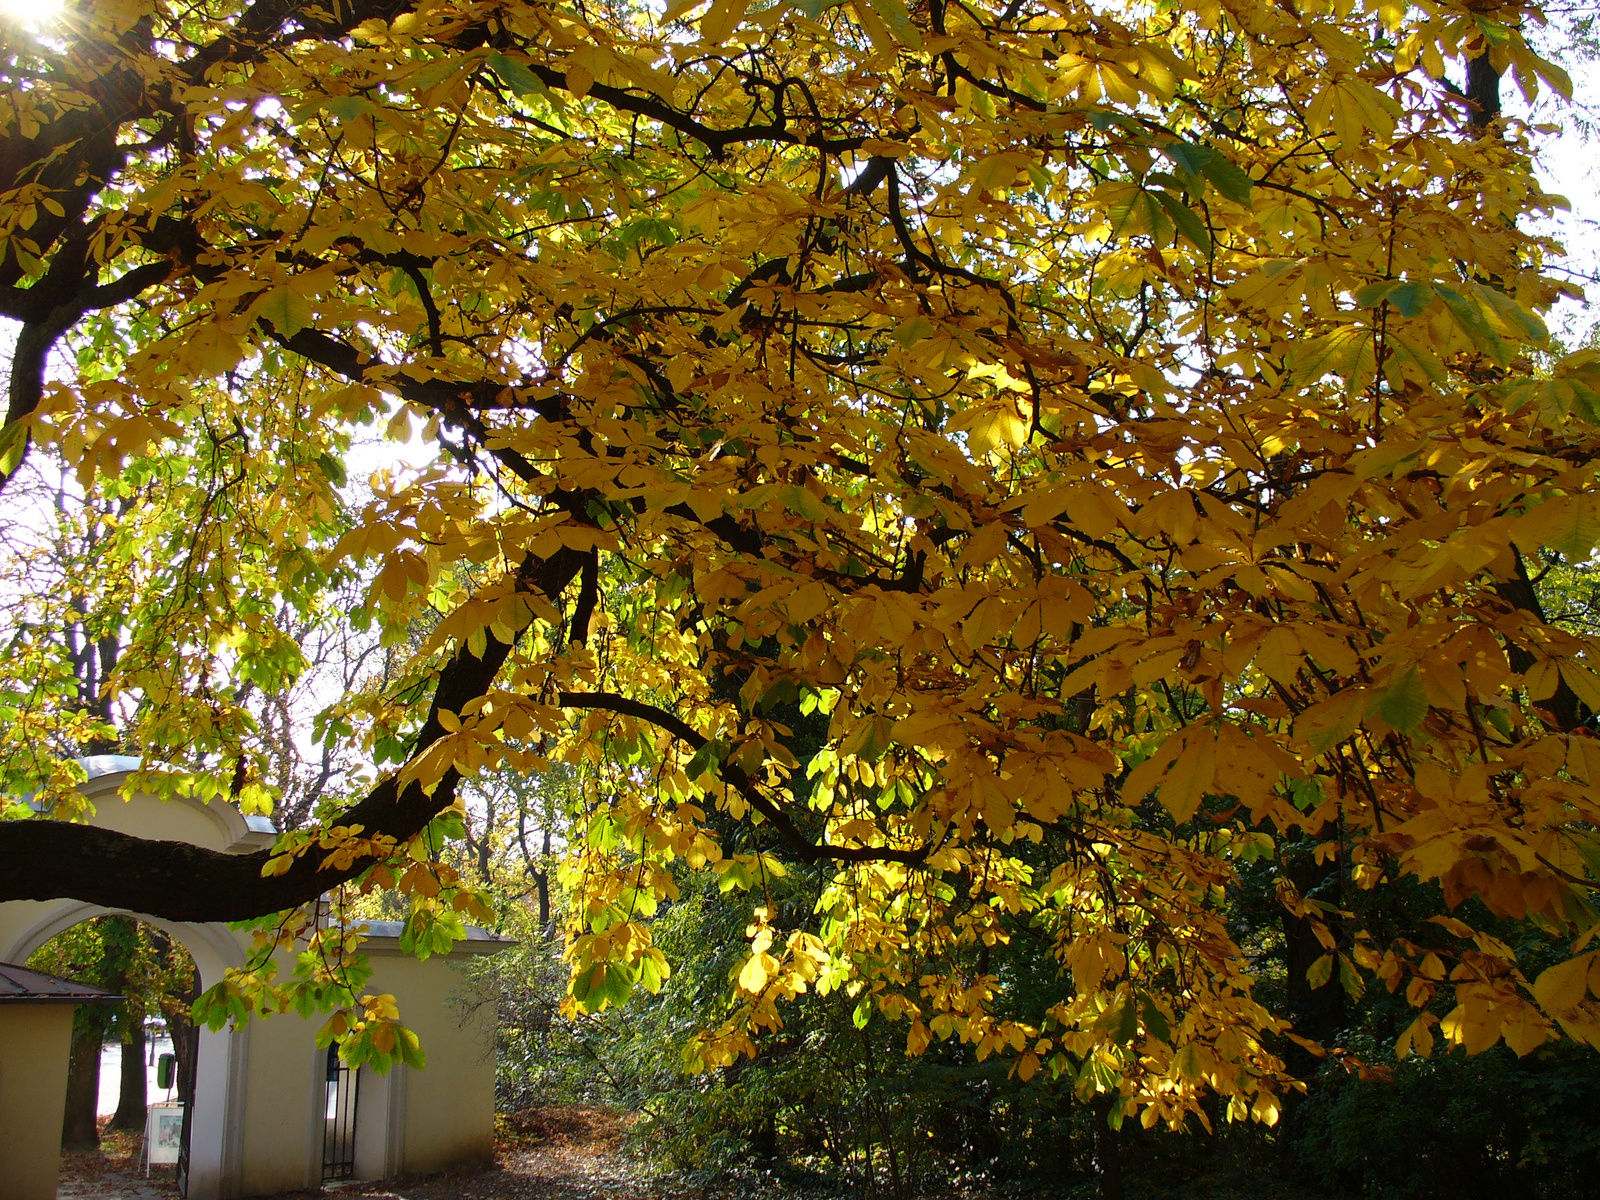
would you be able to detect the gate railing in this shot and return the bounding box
[322,1044,359,1181]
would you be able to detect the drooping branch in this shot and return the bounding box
[0,548,587,921]
[0,0,408,480]
[556,690,930,866]
[517,61,868,158]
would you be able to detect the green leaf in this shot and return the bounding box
[1337,952,1366,1001]
[1106,187,1167,240]
[1435,283,1508,365]
[1155,190,1212,253]
[1373,667,1428,732]
[1476,284,1548,344]
[588,811,619,851]
[1485,706,1514,738]
[321,95,373,122]
[258,285,313,337]
[0,419,28,478]
[783,484,833,525]
[1306,953,1334,989]
[637,950,670,993]
[1353,280,1398,308]
[571,960,635,1012]
[1200,153,1253,203]
[1539,498,1600,561]
[1139,995,1172,1043]
[755,676,799,713]
[864,0,921,46]
[393,1024,426,1070]
[487,51,546,98]
[1386,280,1436,318]
[315,452,347,487]
[1160,141,1216,176]
[685,737,728,781]
[1352,278,1435,319]
[1112,996,1139,1045]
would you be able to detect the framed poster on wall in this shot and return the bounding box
[146,1103,185,1166]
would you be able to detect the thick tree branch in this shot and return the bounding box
[0,548,587,920]
[1496,548,1587,733]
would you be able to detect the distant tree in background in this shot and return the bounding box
[28,916,196,1148]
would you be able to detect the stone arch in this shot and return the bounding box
[0,758,271,1199]
[2,902,243,987]
[2,903,248,1200]
[3,756,508,1198]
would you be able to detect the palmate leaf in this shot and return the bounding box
[1435,283,1509,364]
[1158,140,1253,202]
[487,50,546,97]
[257,285,312,337]
[1101,182,1169,241]
[1372,668,1428,733]
[1161,139,1216,177]
[1155,190,1212,253]
[1200,153,1254,203]
[1354,278,1435,317]
[1288,324,1374,387]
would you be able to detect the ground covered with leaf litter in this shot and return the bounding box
[56,1104,1324,1200]
[310,1106,755,1200]
[56,1124,181,1200]
[243,1105,1313,1200]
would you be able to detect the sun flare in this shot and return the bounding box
[0,0,65,28]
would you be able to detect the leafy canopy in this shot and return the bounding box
[0,0,1596,1124]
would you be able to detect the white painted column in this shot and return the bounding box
[351,1063,408,1180]
[184,1025,242,1200]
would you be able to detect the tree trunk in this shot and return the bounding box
[1277,848,1344,1177]
[1091,1092,1124,1200]
[110,1020,147,1131]
[162,1003,200,1110]
[61,1021,103,1152]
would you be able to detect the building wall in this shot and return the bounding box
[224,943,499,1192]
[235,1002,323,1197]
[366,953,498,1175]
[0,767,505,1197]
[0,1004,76,1200]
[72,778,247,850]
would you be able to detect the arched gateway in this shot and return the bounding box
[0,758,510,1199]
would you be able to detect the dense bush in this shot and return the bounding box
[1291,1038,1600,1200]
[472,831,1600,1200]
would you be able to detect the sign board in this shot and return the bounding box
[146,1103,185,1165]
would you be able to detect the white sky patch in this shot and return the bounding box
[1516,26,1600,343]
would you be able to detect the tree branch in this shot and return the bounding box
[555,690,929,866]
[0,548,587,920]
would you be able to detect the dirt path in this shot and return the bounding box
[59,1106,796,1200]
[56,1127,181,1200]
[305,1106,753,1200]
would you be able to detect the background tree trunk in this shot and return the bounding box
[161,973,201,1110]
[110,1020,147,1131]
[61,1020,103,1152]
[1277,848,1343,1177]
[1091,1092,1124,1200]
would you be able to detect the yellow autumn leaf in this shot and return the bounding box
[1158,727,1217,822]
[1534,954,1595,1014]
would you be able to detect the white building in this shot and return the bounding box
[0,757,512,1200]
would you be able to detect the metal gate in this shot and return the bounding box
[174,1021,199,1197]
[322,1044,359,1181]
